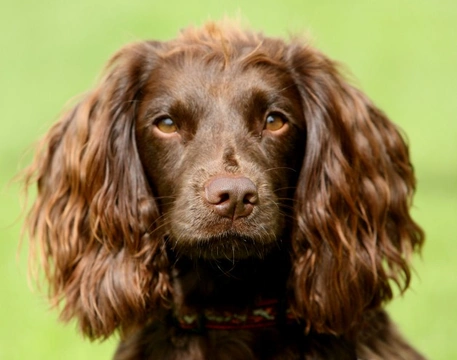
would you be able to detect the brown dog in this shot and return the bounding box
[24,22,425,359]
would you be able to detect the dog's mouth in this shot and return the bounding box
[168,231,278,260]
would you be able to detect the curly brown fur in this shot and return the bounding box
[23,22,425,359]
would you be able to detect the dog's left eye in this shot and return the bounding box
[155,117,178,134]
[265,113,287,132]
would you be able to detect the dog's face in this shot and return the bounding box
[136,49,306,259]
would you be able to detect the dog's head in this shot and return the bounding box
[24,22,423,338]
[135,28,306,260]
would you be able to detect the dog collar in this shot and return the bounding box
[174,299,298,331]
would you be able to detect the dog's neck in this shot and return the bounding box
[170,251,291,315]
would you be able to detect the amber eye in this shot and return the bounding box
[265,113,286,131]
[155,117,177,134]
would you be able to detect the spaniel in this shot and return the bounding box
[24,22,425,359]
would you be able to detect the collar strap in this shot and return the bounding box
[174,299,298,331]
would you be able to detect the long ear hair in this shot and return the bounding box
[287,44,424,335]
[23,41,171,339]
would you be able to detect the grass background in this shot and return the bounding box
[1,0,456,359]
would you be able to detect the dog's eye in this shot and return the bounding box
[155,117,178,134]
[265,113,286,132]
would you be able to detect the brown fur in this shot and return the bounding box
[23,22,425,359]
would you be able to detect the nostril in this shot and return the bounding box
[204,176,258,219]
[205,184,230,205]
[243,191,258,205]
[219,192,230,203]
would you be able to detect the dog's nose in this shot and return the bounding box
[204,176,258,220]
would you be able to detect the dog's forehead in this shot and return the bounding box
[142,48,298,118]
[158,56,287,98]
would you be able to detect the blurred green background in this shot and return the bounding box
[1,0,455,359]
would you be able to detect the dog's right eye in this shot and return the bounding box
[155,117,178,134]
[264,113,287,132]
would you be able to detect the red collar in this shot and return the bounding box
[174,299,298,331]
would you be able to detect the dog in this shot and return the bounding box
[24,22,425,359]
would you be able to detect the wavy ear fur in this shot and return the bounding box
[24,42,171,339]
[287,44,424,334]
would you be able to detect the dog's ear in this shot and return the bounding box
[287,44,424,334]
[23,41,171,339]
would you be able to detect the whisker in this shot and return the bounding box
[263,166,298,174]
[274,197,298,204]
[272,186,298,194]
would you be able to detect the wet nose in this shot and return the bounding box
[204,176,258,220]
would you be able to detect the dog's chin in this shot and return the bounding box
[169,232,277,260]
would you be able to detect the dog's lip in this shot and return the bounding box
[169,229,278,251]
[203,232,257,243]
[180,230,259,244]
[169,231,277,260]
